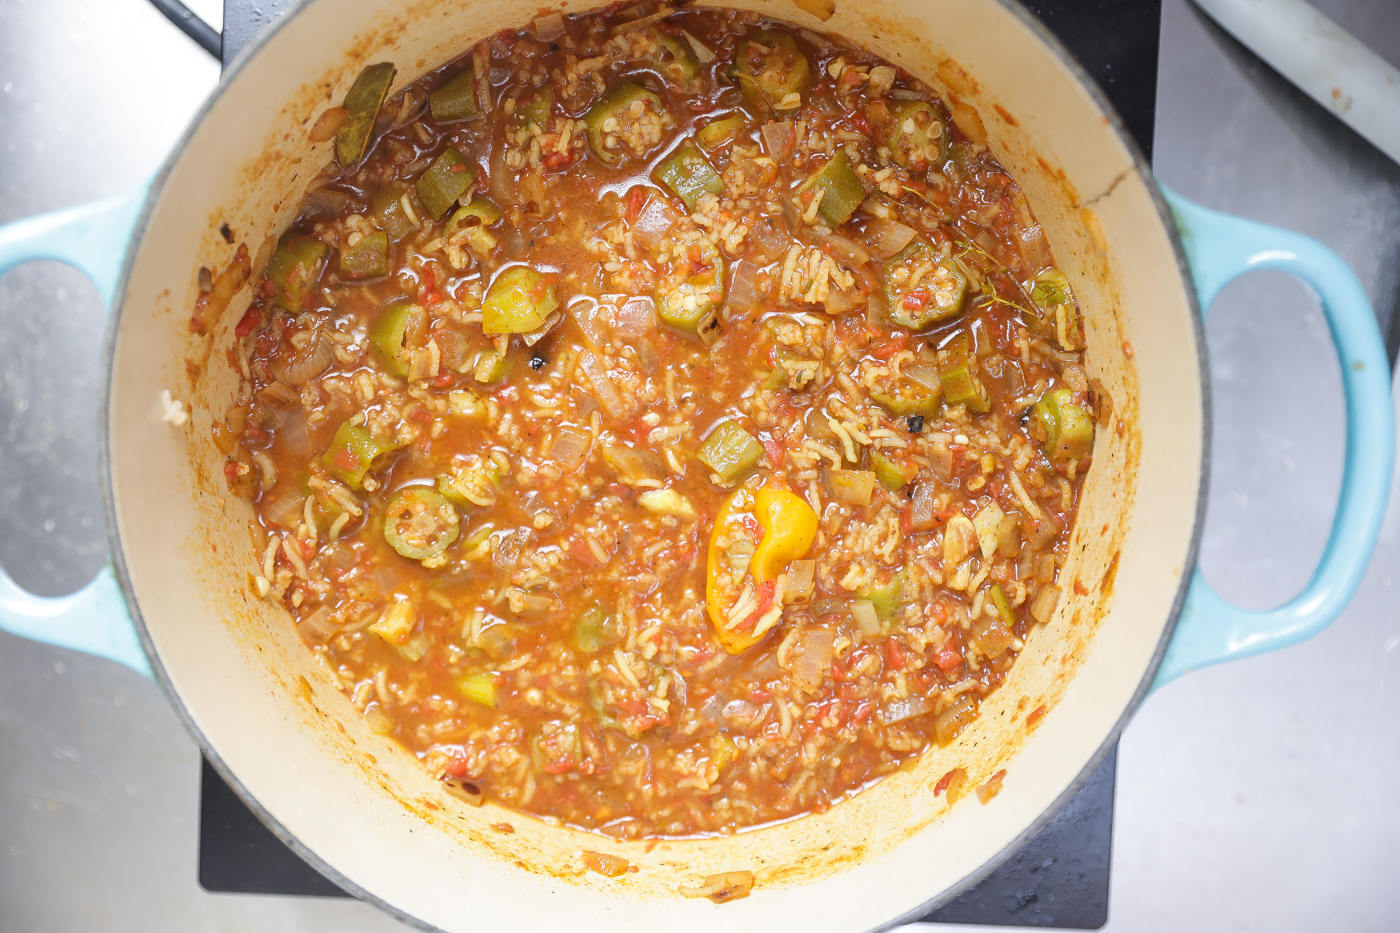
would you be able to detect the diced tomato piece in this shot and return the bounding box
[543,754,577,775]
[884,636,906,671]
[626,186,648,222]
[935,645,963,671]
[934,768,962,797]
[234,306,261,338]
[443,755,469,778]
[853,700,875,723]
[871,333,910,360]
[762,437,784,470]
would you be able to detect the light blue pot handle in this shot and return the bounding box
[0,184,153,678]
[1152,187,1394,689]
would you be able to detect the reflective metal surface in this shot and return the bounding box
[2,0,1398,930]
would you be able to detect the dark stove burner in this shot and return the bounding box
[201,2,1159,925]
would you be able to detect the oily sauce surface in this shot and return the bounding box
[210,5,1098,838]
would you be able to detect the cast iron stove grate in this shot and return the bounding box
[199,2,1160,927]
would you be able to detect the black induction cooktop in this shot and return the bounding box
[199,2,1160,926]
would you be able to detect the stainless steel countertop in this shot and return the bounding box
[2,0,1398,929]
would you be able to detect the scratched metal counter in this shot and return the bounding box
[1,0,1398,929]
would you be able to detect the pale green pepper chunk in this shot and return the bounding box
[732,29,811,112]
[801,150,863,227]
[321,420,402,490]
[653,142,724,212]
[265,236,328,311]
[871,450,916,491]
[444,197,503,243]
[369,301,427,379]
[1032,386,1094,461]
[696,420,765,483]
[338,229,388,280]
[653,32,701,91]
[883,238,969,330]
[938,333,991,414]
[458,672,499,707]
[513,88,554,132]
[583,83,664,165]
[573,603,622,654]
[429,69,478,122]
[370,186,415,241]
[482,266,559,334]
[862,569,905,621]
[1028,268,1083,350]
[437,458,500,510]
[415,147,476,220]
[473,347,510,384]
[337,62,396,168]
[869,372,942,418]
[989,583,1016,627]
[696,113,747,150]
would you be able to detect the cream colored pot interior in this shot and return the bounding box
[105,0,1202,929]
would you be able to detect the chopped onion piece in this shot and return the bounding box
[681,29,716,62]
[727,260,764,314]
[570,298,610,352]
[725,539,755,575]
[748,217,792,262]
[638,488,697,519]
[881,694,931,724]
[633,195,680,249]
[613,297,656,336]
[851,598,880,636]
[866,218,918,260]
[551,425,592,471]
[784,559,816,603]
[822,468,876,506]
[262,492,304,529]
[301,186,352,218]
[791,627,834,694]
[364,704,396,736]
[533,11,566,39]
[489,142,515,204]
[806,227,871,267]
[616,5,674,32]
[761,121,796,159]
[904,361,941,391]
[601,445,666,482]
[1030,583,1060,624]
[679,871,755,903]
[297,606,340,644]
[580,350,625,417]
[909,483,939,532]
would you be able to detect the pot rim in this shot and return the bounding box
[97,1,1211,928]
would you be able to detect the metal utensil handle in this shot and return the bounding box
[1153,188,1394,689]
[0,186,152,677]
[1191,0,1400,166]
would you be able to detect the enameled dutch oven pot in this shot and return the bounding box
[0,1,1392,930]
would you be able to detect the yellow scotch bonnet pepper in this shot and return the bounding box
[705,484,817,654]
